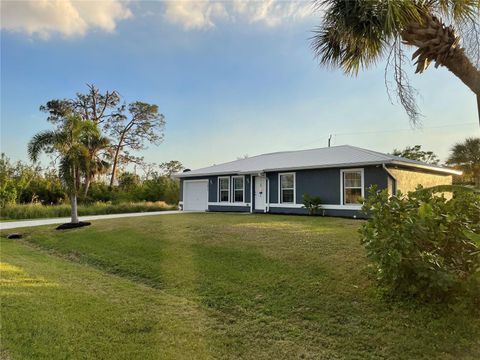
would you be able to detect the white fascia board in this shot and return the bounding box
[268,203,362,210]
[388,161,462,175]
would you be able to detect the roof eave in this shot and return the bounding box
[176,161,389,178]
[388,160,462,175]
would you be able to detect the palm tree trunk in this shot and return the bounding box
[83,175,91,199]
[441,49,480,124]
[401,14,480,125]
[70,193,79,223]
[71,165,80,224]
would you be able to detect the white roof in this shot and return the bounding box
[177,145,461,177]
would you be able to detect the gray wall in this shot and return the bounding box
[180,166,388,216]
[268,206,367,219]
[267,165,388,205]
[180,174,252,204]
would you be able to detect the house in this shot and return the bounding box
[176,145,460,217]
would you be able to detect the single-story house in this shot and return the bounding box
[176,145,461,218]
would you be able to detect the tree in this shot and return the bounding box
[82,132,111,198]
[392,145,440,164]
[160,160,184,177]
[106,102,166,186]
[117,172,140,190]
[446,137,480,186]
[40,84,120,197]
[311,0,480,124]
[28,115,99,223]
[40,84,121,126]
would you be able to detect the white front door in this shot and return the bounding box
[183,180,208,211]
[254,176,266,211]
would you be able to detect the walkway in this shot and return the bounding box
[0,211,183,230]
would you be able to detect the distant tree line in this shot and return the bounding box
[392,138,480,187]
[0,153,182,208]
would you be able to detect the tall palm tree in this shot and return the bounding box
[28,115,99,223]
[447,137,480,186]
[82,133,111,199]
[311,0,480,123]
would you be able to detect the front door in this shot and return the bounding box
[254,176,267,211]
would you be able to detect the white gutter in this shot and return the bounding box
[389,161,462,175]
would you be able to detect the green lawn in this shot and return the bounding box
[1,213,479,359]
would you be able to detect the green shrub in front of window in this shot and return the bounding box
[360,185,480,303]
[302,193,322,215]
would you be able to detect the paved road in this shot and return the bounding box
[0,210,183,230]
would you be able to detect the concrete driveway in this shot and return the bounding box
[0,210,183,230]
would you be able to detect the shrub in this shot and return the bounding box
[360,186,480,302]
[0,201,176,220]
[302,193,322,215]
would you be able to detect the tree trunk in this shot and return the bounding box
[109,145,121,187]
[401,14,480,125]
[83,177,91,199]
[441,49,480,124]
[70,193,79,224]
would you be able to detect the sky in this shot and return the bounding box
[1,0,478,172]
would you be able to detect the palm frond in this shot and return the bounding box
[27,130,57,162]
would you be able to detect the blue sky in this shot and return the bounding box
[1,0,478,171]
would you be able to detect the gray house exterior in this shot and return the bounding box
[176,145,460,218]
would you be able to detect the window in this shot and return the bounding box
[218,177,230,202]
[279,173,295,203]
[232,176,244,202]
[342,170,363,204]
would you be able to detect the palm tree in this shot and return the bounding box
[311,0,480,123]
[447,137,480,186]
[28,115,99,223]
[82,133,111,199]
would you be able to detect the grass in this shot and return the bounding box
[0,201,176,220]
[1,213,479,359]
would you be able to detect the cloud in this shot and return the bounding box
[0,0,132,39]
[164,1,228,30]
[163,0,314,30]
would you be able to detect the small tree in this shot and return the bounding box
[107,102,166,186]
[302,193,322,215]
[28,115,98,224]
[446,137,480,187]
[392,145,440,165]
[360,186,480,302]
[160,160,184,177]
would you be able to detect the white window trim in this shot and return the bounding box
[278,172,296,204]
[340,168,364,205]
[232,175,245,203]
[218,176,230,203]
[208,202,249,207]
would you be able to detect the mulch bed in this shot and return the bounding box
[56,221,91,230]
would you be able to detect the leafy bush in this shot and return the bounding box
[360,186,480,302]
[0,201,176,220]
[302,193,322,215]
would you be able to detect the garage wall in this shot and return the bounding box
[180,174,251,204]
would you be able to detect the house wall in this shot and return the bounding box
[387,166,452,194]
[180,174,251,205]
[180,165,452,217]
[267,165,389,204]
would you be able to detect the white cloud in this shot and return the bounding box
[163,0,314,30]
[164,1,228,30]
[0,0,132,39]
